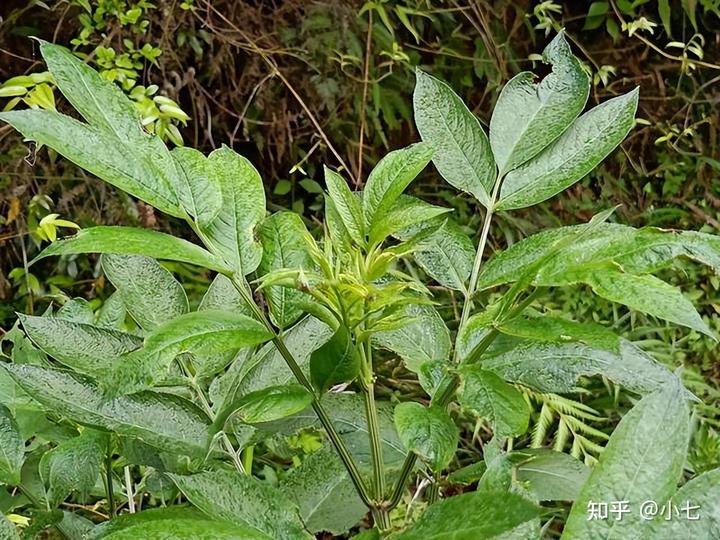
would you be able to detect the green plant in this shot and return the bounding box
[1,32,719,539]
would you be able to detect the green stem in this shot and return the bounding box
[226,273,374,508]
[105,440,116,517]
[241,445,254,474]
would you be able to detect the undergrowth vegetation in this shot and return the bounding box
[0,1,719,539]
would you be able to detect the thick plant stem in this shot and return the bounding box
[226,273,373,508]
[105,441,116,517]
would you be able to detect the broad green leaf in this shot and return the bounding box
[457,367,529,437]
[2,364,210,457]
[490,31,589,174]
[102,519,271,540]
[109,310,272,395]
[563,380,690,539]
[447,461,487,486]
[89,507,207,539]
[169,470,313,540]
[0,108,183,218]
[203,145,265,275]
[171,147,223,227]
[258,212,315,328]
[31,226,229,272]
[370,195,451,246]
[19,314,141,376]
[325,196,353,260]
[374,304,451,373]
[0,404,23,485]
[96,292,126,329]
[512,448,590,501]
[581,268,714,337]
[103,255,188,332]
[282,444,366,535]
[394,402,458,472]
[498,313,621,351]
[363,143,432,228]
[310,325,361,393]
[324,166,365,245]
[40,429,105,507]
[649,469,720,539]
[483,338,678,395]
[393,490,539,540]
[413,69,495,207]
[57,297,94,323]
[214,384,313,431]
[496,89,639,210]
[0,512,19,540]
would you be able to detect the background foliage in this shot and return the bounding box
[0,0,719,537]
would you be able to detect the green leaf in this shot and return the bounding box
[258,212,315,328]
[374,304,451,373]
[413,69,495,207]
[310,325,361,393]
[110,310,272,395]
[96,292,126,329]
[583,1,609,30]
[482,338,679,395]
[581,268,714,337]
[171,147,223,227]
[512,448,590,501]
[169,470,313,540]
[394,402,458,472]
[19,314,142,376]
[0,109,182,217]
[490,31,590,174]
[40,430,105,507]
[393,490,539,540]
[324,166,365,246]
[101,519,271,540]
[282,444,366,535]
[658,0,672,36]
[102,255,188,332]
[370,195,451,246]
[1,364,210,457]
[214,384,313,431]
[31,226,229,272]
[498,313,621,351]
[0,512,19,540]
[203,145,265,275]
[0,404,23,485]
[457,367,529,437]
[89,507,206,539]
[563,380,690,539]
[363,143,432,228]
[649,469,720,539]
[496,89,639,210]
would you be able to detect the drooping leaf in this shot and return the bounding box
[489,31,589,174]
[102,254,188,332]
[580,268,714,337]
[394,402,458,472]
[374,304,451,373]
[363,143,432,229]
[282,444,367,535]
[512,448,590,501]
[169,469,313,540]
[393,490,539,540]
[310,325,361,393]
[171,147,223,227]
[40,429,105,507]
[562,380,690,539]
[0,404,23,485]
[370,195,451,246]
[2,364,210,457]
[648,469,720,539]
[324,166,365,246]
[482,338,678,395]
[30,226,229,272]
[214,384,313,431]
[457,367,529,437]
[109,310,272,395]
[19,314,141,376]
[258,212,316,328]
[496,89,639,210]
[413,69,495,207]
[203,145,265,275]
